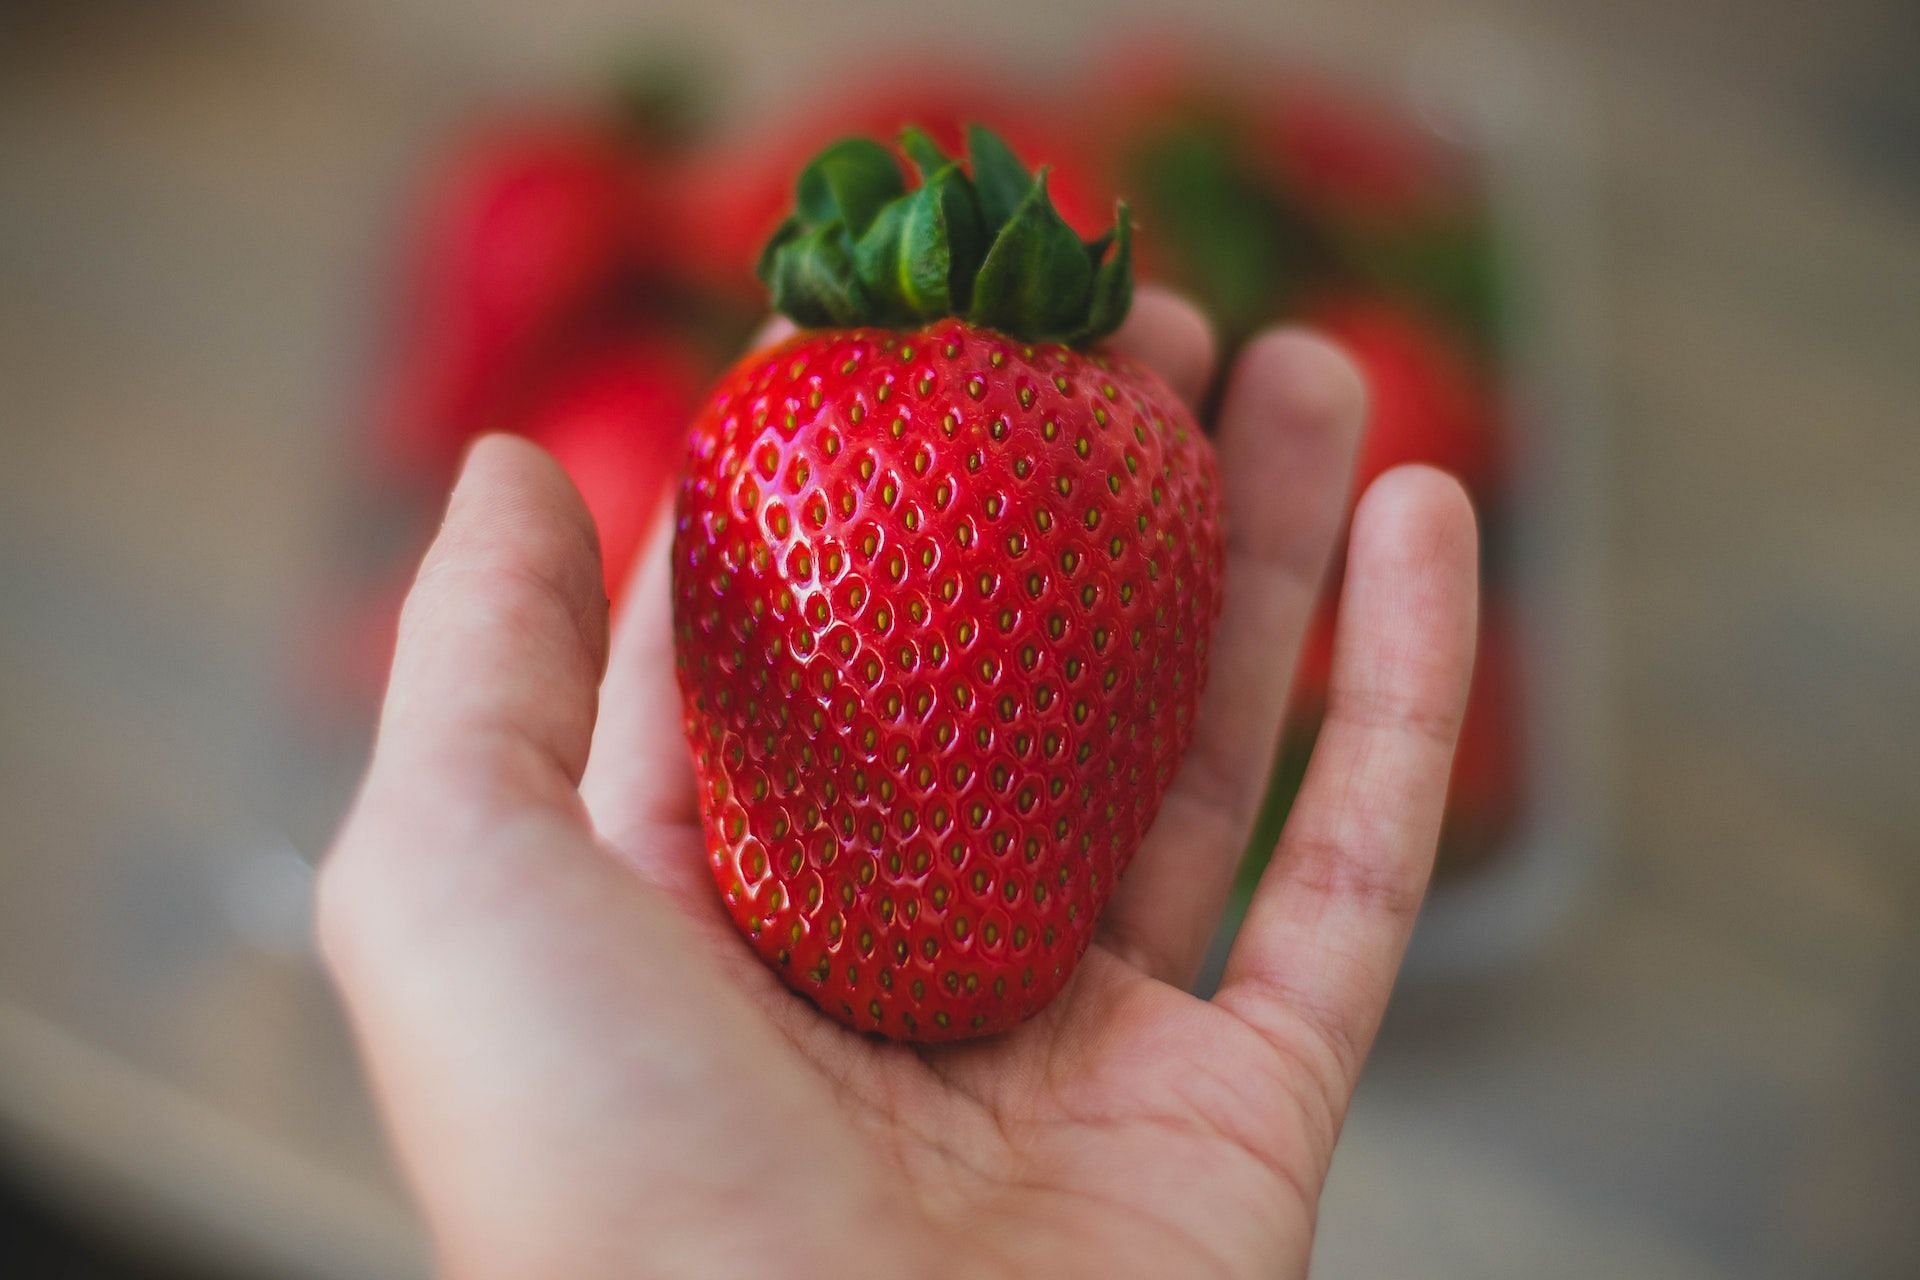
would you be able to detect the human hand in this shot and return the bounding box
[319,288,1479,1280]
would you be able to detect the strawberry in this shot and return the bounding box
[1289,599,1337,714]
[372,118,628,477]
[1077,40,1499,349]
[1260,76,1469,227]
[671,127,1223,1040]
[371,111,674,482]
[1090,41,1471,223]
[1307,294,1502,501]
[520,333,704,601]
[1436,609,1524,871]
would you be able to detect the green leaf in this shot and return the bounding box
[850,201,916,326]
[969,168,1094,340]
[1077,202,1133,343]
[754,215,801,288]
[756,122,1137,345]
[765,222,870,327]
[967,124,1030,236]
[907,162,986,315]
[899,126,951,180]
[853,161,988,322]
[795,138,904,237]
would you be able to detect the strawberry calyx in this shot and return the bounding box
[757,124,1132,345]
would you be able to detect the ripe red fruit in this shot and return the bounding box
[1307,295,1502,499]
[288,565,416,724]
[1088,40,1471,224]
[1289,600,1337,714]
[520,334,704,601]
[372,116,658,480]
[1259,77,1469,226]
[672,128,1223,1040]
[1438,609,1524,868]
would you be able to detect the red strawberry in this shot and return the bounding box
[671,128,1223,1040]
[520,333,704,601]
[1308,295,1502,500]
[1289,600,1337,714]
[371,115,660,481]
[288,565,415,724]
[1260,77,1469,225]
[1437,609,1524,869]
[1077,40,1493,348]
[1090,40,1471,223]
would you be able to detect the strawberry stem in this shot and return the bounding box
[759,125,1133,344]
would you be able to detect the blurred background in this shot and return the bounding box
[2,0,1917,1275]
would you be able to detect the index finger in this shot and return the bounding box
[372,436,609,800]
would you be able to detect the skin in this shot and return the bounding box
[319,288,1480,1280]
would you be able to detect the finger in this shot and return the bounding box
[580,510,720,910]
[324,806,822,1280]
[318,432,614,1026]
[582,508,688,826]
[1216,466,1478,1095]
[750,315,798,351]
[370,434,609,818]
[1106,284,1216,407]
[1101,330,1364,985]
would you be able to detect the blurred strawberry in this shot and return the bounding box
[371,114,668,482]
[519,332,705,601]
[1259,77,1469,226]
[1082,40,1495,349]
[1092,40,1470,219]
[1307,294,1502,500]
[1079,44,1322,345]
[1289,598,1338,714]
[1437,609,1525,870]
[287,560,416,725]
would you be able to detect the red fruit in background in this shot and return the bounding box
[1289,601,1337,715]
[1307,295,1502,500]
[288,567,415,724]
[373,117,654,480]
[1087,39,1470,224]
[520,334,704,602]
[1258,77,1468,225]
[672,130,1220,1040]
[1076,38,1495,348]
[1443,609,1525,855]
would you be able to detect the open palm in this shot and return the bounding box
[320,290,1478,1280]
